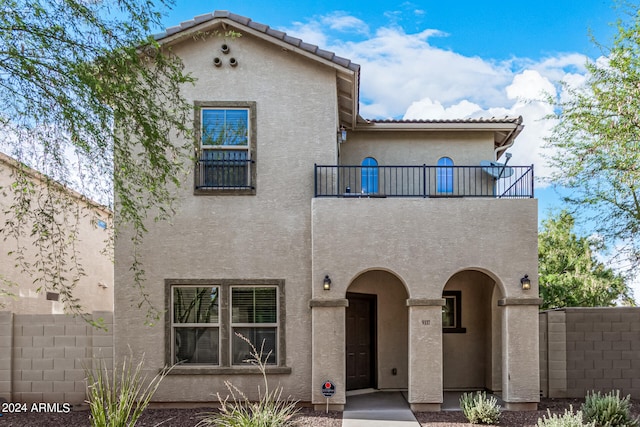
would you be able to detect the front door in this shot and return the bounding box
[346,292,376,390]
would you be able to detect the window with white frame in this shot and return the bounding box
[195,102,256,193]
[172,286,220,364]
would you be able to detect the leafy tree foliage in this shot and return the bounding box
[538,210,635,309]
[0,0,195,323]
[546,6,640,275]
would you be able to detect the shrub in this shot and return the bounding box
[537,406,594,427]
[85,355,170,427]
[459,391,501,424]
[581,390,639,427]
[197,334,299,427]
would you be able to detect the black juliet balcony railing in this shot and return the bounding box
[195,157,254,190]
[314,164,534,198]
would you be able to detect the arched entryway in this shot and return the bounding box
[346,270,408,391]
[442,269,503,393]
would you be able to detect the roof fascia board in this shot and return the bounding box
[354,122,522,132]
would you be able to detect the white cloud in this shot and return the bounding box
[322,12,369,34]
[404,98,483,120]
[282,13,592,184]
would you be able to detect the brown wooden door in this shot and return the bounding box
[346,293,376,390]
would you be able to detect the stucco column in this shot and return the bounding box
[500,299,542,410]
[310,299,347,411]
[407,299,444,412]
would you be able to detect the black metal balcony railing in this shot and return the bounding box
[314,164,534,198]
[195,158,254,190]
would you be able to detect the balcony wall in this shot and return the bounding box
[311,197,538,300]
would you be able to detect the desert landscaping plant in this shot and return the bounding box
[460,391,501,424]
[581,390,639,427]
[85,355,171,427]
[197,334,299,427]
[537,405,594,427]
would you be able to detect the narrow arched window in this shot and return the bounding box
[361,157,378,194]
[437,157,454,193]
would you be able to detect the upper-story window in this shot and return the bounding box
[437,157,454,193]
[361,157,379,194]
[194,101,257,195]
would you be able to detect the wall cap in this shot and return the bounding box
[309,299,349,308]
[498,298,543,306]
[406,298,445,307]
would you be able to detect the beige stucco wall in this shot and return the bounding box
[340,131,496,166]
[114,29,340,402]
[311,197,539,407]
[0,156,113,314]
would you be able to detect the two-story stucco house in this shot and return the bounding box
[0,152,113,314]
[114,11,541,411]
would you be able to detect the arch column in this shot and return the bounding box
[407,298,445,412]
[309,298,348,411]
[500,298,543,410]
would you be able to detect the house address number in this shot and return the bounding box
[421,320,430,325]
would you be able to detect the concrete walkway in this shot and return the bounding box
[342,391,420,427]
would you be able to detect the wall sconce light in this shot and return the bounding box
[323,275,332,291]
[520,274,531,290]
[338,125,347,143]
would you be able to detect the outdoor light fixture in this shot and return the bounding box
[323,275,332,291]
[338,125,347,143]
[520,274,531,290]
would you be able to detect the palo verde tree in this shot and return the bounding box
[0,0,195,324]
[538,210,635,310]
[545,4,640,277]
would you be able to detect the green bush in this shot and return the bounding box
[537,406,594,427]
[197,334,299,427]
[459,391,501,425]
[85,355,170,427]
[581,390,639,427]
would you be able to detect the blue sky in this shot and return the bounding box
[161,1,620,61]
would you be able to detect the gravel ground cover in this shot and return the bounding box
[2,398,639,426]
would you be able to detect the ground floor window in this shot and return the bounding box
[166,279,285,369]
[442,290,466,333]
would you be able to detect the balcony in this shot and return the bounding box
[314,164,534,198]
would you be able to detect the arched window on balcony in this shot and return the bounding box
[361,157,378,194]
[437,157,454,193]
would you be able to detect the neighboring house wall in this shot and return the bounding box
[0,311,113,404]
[540,308,640,399]
[0,153,113,314]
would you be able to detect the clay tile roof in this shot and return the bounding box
[154,10,360,73]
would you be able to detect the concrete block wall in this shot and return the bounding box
[0,311,113,404]
[540,307,640,399]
